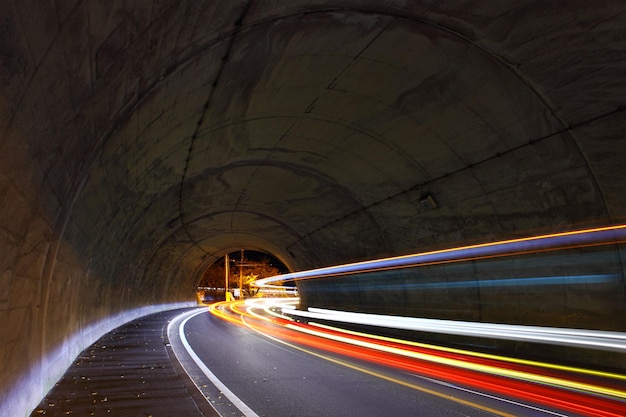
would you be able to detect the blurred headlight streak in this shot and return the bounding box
[208,299,626,417]
[283,308,626,352]
[240,226,626,416]
[254,225,626,286]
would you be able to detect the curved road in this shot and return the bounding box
[168,305,587,417]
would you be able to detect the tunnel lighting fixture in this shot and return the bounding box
[419,193,438,210]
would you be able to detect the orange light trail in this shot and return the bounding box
[208,299,626,417]
[255,224,626,286]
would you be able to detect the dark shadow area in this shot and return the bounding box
[29,309,217,417]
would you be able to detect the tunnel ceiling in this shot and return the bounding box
[2,1,626,295]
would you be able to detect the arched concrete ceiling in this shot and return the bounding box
[91,3,622,276]
[2,2,626,414]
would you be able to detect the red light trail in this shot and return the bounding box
[209,298,626,417]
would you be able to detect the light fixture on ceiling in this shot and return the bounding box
[419,194,438,210]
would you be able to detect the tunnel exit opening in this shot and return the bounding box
[197,249,293,303]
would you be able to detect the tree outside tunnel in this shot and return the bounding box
[198,250,291,302]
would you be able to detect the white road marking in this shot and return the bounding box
[168,309,260,417]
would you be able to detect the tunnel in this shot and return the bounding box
[2,2,626,416]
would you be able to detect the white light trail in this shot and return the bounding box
[283,307,626,352]
[255,225,626,287]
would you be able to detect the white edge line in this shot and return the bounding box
[168,309,260,417]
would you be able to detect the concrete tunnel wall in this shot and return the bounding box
[2,1,626,416]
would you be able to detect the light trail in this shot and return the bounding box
[254,224,626,287]
[217,300,518,417]
[283,307,626,352]
[208,299,626,417]
[236,226,626,415]
[309,322,625,384]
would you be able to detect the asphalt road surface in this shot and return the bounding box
[169,308,566,417]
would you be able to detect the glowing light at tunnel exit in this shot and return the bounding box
[254,224,626,287]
